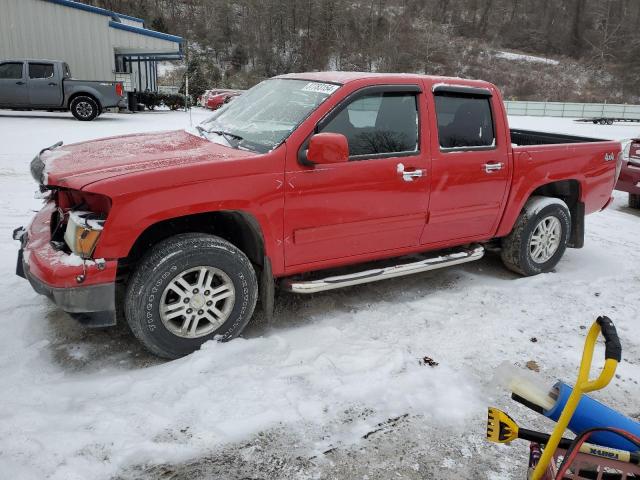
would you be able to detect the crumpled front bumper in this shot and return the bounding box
[14,202,118,327]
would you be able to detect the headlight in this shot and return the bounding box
[64,211,105,259]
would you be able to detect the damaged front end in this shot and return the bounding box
[15,141,118,328]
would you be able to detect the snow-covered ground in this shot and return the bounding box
[0,109,638,480]
[495,51,560,65]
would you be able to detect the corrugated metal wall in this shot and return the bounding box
[505,101,640,120]
[109,28,177,55]
[0,0,180,90]
[0,0,115,80]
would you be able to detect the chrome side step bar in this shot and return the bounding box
[281,244,485,294]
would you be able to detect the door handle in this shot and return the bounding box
[15,81,25,85]
[48,82,57,86]
[397,163,424,182]
[483,162,504,173]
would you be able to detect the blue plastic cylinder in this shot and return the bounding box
[544,382,640,452]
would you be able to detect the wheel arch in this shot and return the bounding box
[118,210,266,278]
[529,180,583,248]
[498,179,584,248]
[67,91,102,110]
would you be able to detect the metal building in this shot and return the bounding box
[0,0,183,93]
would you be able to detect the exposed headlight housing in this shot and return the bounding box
[64,211,106,259]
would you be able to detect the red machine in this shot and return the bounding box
[206,90,242,110]
[15,72,623,357]
[616,139,640,208]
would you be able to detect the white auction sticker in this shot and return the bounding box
[301,82,340,95]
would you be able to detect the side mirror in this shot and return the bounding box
[306,133,349,165]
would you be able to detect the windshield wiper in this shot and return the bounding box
[195,125,208,138]
[208,129,243,143]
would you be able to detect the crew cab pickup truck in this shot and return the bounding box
[14,72,623,358]
[0,59,124,121]
[616,138,640,208]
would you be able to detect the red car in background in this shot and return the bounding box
[206,90,242,110]
[616,139,640,208]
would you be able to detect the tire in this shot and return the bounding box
[500,196,571,276]
[125,233,258,359]
[70,95,99,121]
[630,193,640,209]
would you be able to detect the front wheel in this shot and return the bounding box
[500,196,571,276]
[630,193,640,209]
[125,233,258,359]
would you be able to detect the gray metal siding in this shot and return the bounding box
[0,0,114,80]
[110,28,182,55]
[0,0,181,89]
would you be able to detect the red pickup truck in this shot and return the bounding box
[15,72,623,358]
[616,138,640,208]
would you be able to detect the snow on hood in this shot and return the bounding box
[41,129,253,189]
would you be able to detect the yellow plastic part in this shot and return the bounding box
[487,407,519,443]
[529,321,619,480]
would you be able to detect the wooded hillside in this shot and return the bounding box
[90,0,640,103]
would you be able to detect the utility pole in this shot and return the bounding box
[184,39,192,125]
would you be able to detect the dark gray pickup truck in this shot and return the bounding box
[0,59,124,121]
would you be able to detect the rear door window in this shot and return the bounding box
[0,62,23,79]
[434,93,495,149]
[28,63,55,79]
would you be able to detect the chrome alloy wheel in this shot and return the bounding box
[160,266,236,338]
[529,215,562,263]
[76,101,93,118]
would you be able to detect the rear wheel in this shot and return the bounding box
[501,196,571,276]
[125,233,258,359]
[70,95,99,121]
[630,193,640,209]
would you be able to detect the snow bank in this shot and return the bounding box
[0,313,479,480]
[495,51,560,65]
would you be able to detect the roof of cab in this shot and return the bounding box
[275,71,496,90]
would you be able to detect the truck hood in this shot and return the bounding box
[32,130,254,189]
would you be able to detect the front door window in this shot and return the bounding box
[320,92,419,159]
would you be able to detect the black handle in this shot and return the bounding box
[48,82,57,86]
[597,316,622,362]
[16,81,25,85]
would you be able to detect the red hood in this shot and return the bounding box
[41,129,253,189]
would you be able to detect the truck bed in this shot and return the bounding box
[510,129,604,146]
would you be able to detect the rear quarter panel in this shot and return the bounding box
[496,141,621,237]
[63,80,121,108]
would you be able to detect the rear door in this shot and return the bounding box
[421,85,510,245]
[27,62,62,106]
[284,85,430,267]
[0,61,28,106]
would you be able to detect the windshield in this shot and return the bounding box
[198,78,341,153]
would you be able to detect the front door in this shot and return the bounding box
[27,62,62,106]
[284,86,430,267]
[421,86,511,245]
[0,62,28,106]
